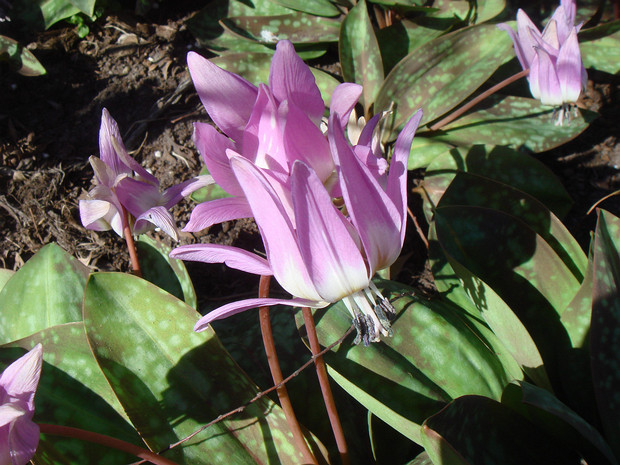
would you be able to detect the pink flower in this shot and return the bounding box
[0,345,42,465]
[183,40,362,232]
[79,109,211,239]
[172,110,422,345]
[498,0,587,124]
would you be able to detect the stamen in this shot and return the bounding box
[343,284,397,346]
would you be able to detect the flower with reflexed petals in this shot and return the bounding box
[79,109,211,239]
[0,344,43,465]
[172,110,422,345]
[498,0,587,124]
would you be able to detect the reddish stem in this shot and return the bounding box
[301,307,350,465]
[121,206,142,277]
[258,276,317,465]
[38,424,178,465]
[429,69,530,131]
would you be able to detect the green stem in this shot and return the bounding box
[429,69,530,132]
[258,276,318,465]
[302,307,350,465]
[38,424,178,465]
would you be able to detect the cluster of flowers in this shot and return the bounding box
[498,0,586,124]
[170,40,422,346]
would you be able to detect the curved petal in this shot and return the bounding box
[330,83,363,129]
[292,161,369,302]
[8,415,39,465]
[194,297,325,331]
[194,122,243,197]
[0,404,26,428]
[162,175,215,209]
[516,9,541,66]
[497,22,529,70]
[0,345,42,411]
[557,28,584,103]
[183,197,252,232]
[115,177,161,219]
[269,40,324,124]
[79,199,116,232]
[282,101,334,182]
[188,51,258,142]
[242,84,286,173]
[171,243,273,276]
[230,156,322,301]
[329,113,401,273]
[134,206,178,240]
[387,109,422,245]
[88,156,115,188]
[534,47,562,106]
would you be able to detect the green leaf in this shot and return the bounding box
[210,52,340,106]
[339,0,384,112]
[306,283,519,445]
[0,35,46,76]
[430,95,597,153]
[408,137,453,170]
[267,0,341,17]
[136,235,197,309]
[581,30,620,74]
[421,396,579,465]
[83,272,325,464]
[433,206,582,386]
[474,0,505,23]
[1,323,141,464]
[0,244,89,344]
[39,0,80,29]
[223,12,340,44]
[502,381,618,465]
[375,24,513,133]
[0,269,14,292]
[590,209,620,457]
[424,145,574,219]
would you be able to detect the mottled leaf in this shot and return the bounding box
[305,283,520,445]
[407,137,453,170]
[430,95,597,152]
[136,235,197,308]
[424,145,574,219]
[581,31,620,74]
[474,0,505,23]
[0,35,46,76]
[375,24,513,134]
[0,243,89,344]
[421,396,579,465]
[434,206,582,387]
[268,0,341,17]
[83,272,326,464]
[590,209,620,457]
[223,12,340,44]
[340,0,384,112]
[1,323,140,464]
[502,381,618,465]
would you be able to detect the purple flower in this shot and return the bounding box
[79,109,211,240]
[0,344,42,465]
[172,110,422,345]
[498,0,587,124]
[183,40,363,232]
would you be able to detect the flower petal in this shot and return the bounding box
[329,113,401,273]
[534,47,562,106]
[134,206,178,240]
[161,175,214,209]
[194,297,325,331]
[230,156,322,301]
[188,52,258,142]
[183,197,253,232]
[497,22,530,70]
[386,109,422,245]
[269,40,324,124]
[194,122,243,197]
[292,161,369,302]
[8,415,39,465]
[170,243,273,276]
[330,83,363,129]
[0,345,42,411]
[557,28,584,103]
[116,177,162,219]
[516,9,541,66]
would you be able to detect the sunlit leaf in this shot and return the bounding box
[83,272,326,464]
[267,0,341,17]
[0,243,89,344]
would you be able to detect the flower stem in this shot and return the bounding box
[429,69,530,131]
[301,307,350,465]
[258,275,317,465]
[121,206,142,277]
[38,424,178,465]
